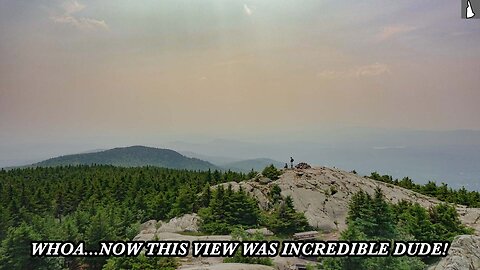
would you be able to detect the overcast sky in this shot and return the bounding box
[1,0,480,164]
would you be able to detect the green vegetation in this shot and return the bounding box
[369,172,480,207]
[268,184,282,205]
[103,255,178,270]
[1,164,474,270]
[0,223,64,270]
[265,196,310,236]
[198,183,309,236]
[319,188,473,270]
[199,185,261,234]
[0,164,306,269]
[261,164,281,180]
[393,201,473,241]
[0,165,247,269]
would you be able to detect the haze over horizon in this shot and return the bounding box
[1,1,480,187]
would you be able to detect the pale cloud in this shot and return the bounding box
[355,63,390,77]
[63,0,85,15]
[244,4,253,16]
[316,70,347,80]
[51,15,108,31]
[377,25,416,41]
[51,0,108,31]
[317,63,390,79]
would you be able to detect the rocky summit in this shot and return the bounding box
[218,166,480,235]
[135,166,480,270]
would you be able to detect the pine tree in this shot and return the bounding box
[346,190,375,235]
[0,206,11,240]
[84,209,117,269]
[370,187,396,238]
[170,186,195,217]
[199,183,211,208]
[268,184,282,206]
[262,164,281,180]
[268,196,309,235]
[0,223,62,270]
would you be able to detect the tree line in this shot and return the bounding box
[369,172,480,207]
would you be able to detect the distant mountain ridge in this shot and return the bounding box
[179,151,283,172]
[222,158,283,172]
[179,151,241,166]
[34,146,219,171]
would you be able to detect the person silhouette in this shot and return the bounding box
[284,163,288,169]
[290,157,294,169]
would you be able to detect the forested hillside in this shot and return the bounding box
[34,146,218,171]
[0,165,311,269]
[0,165,248,269]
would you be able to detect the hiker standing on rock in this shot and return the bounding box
[290,157,294,169]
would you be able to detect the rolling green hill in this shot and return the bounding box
[34,146,219,171]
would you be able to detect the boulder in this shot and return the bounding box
[139,220,157,234]
[157,213,200,233]
[429,235,480,270]
[295,162,312,169]
[245,228,274,236]
[258,177,272,185]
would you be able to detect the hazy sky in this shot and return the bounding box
[1,0,480,164]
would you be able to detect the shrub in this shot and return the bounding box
[262,164,281,180]
[330,186,338,196]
